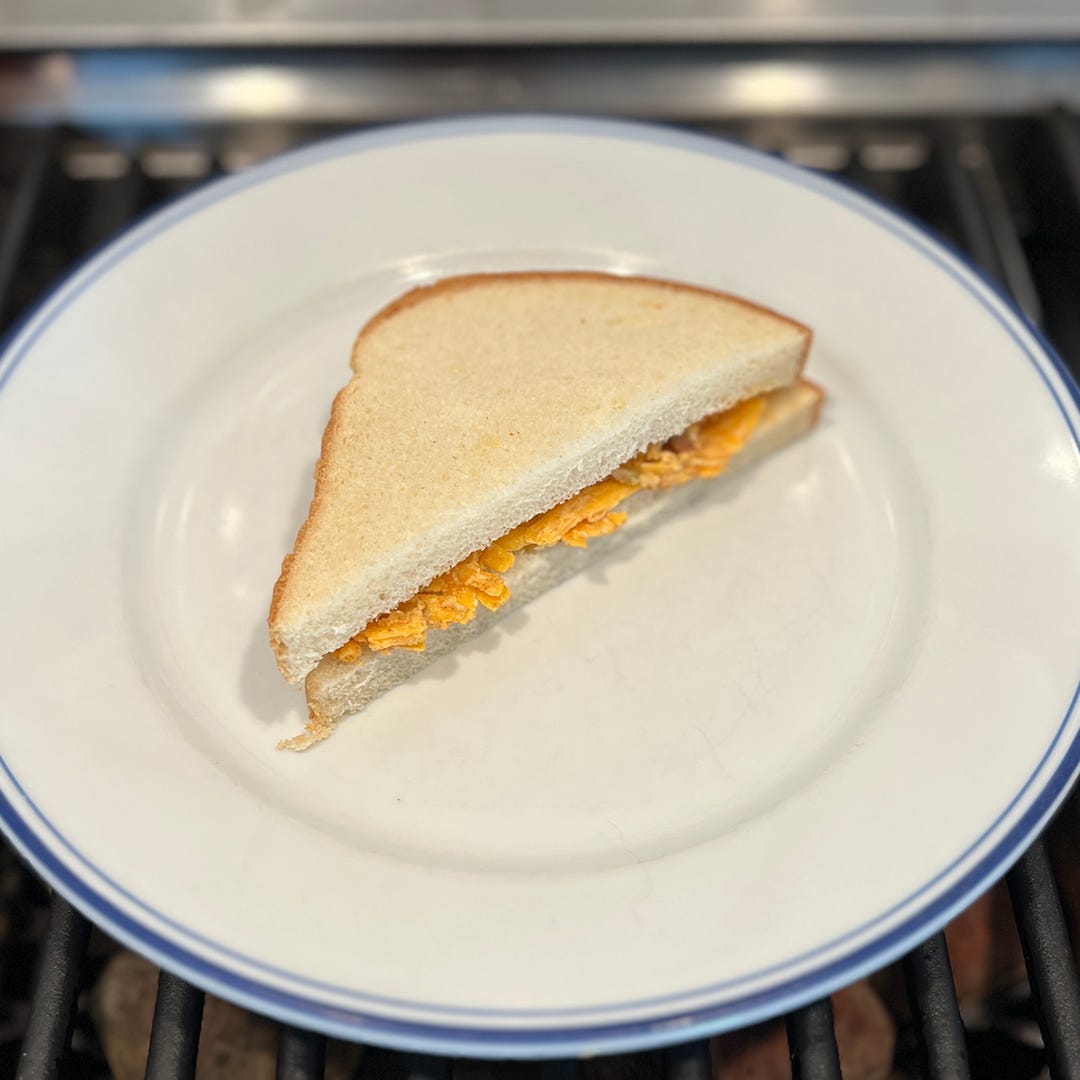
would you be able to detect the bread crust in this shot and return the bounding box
[269,378,357,673]
[270,272,812,681]
[349,271,812,375]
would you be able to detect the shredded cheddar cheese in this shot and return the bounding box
[332,394,765,663]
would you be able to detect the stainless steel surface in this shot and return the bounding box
[2,0,1080,47]
[1,45,1079,125]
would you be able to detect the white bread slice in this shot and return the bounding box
[270,272,811,684]
[284,379,823,750]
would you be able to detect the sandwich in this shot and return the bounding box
[269,272,823,749]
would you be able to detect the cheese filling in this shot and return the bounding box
[332,394,765,663]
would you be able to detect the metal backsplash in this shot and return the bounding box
[3,0,1080,47]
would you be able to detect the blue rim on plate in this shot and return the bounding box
[1,115,1079,1058]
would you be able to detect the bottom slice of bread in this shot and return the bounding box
[284,379,823,749]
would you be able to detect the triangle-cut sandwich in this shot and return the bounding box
[270,272,823,749]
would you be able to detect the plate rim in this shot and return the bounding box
[2,113,1079,1057]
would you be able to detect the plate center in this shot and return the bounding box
[132,255,926,872]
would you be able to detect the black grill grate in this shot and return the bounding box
[3,111,1080,1079]
[902,933,970,1077]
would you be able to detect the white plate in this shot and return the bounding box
[1,117,1079,1058]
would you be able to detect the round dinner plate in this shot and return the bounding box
[1,117,1079,1058]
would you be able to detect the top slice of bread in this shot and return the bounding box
[269,272,812,682]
